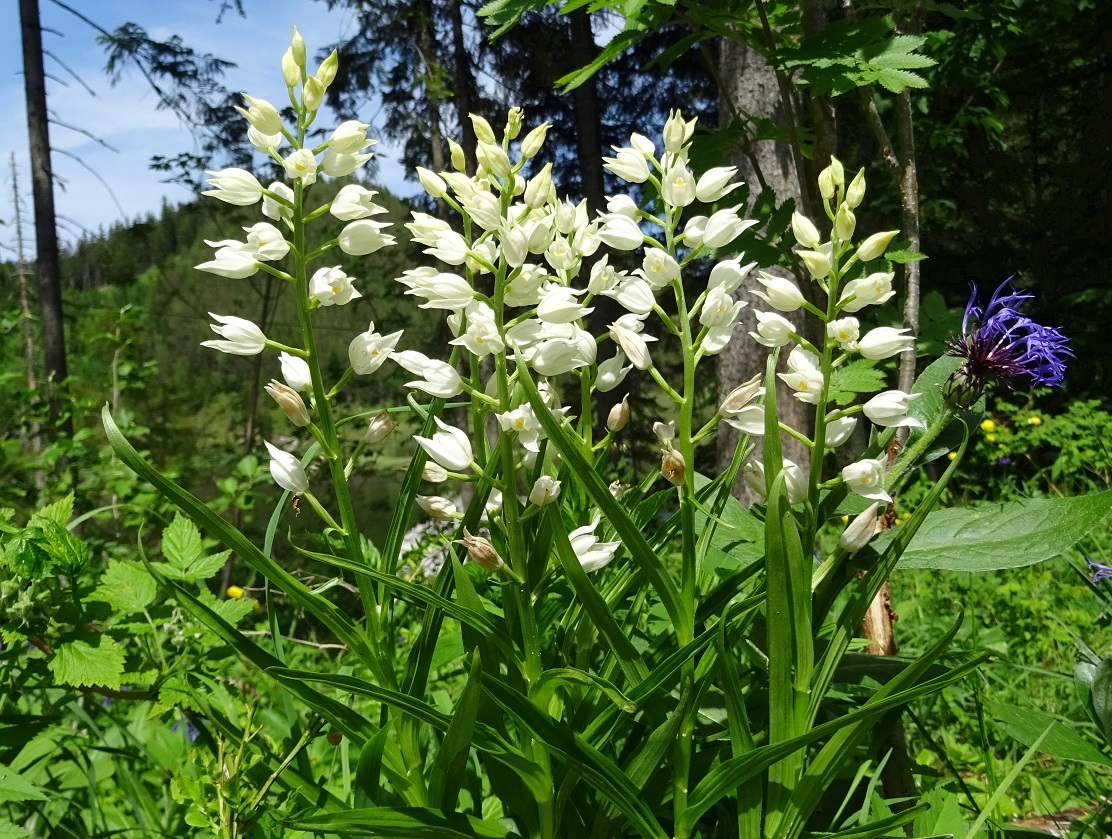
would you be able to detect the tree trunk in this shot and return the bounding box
[19,0,70,432]
[715,38,811,501]
[448,0,478,171]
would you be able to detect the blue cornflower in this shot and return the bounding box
[1087,556,1112,585]
[944,279,1071,406]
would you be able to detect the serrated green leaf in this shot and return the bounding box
[37,520,89,574]
[47,637,126,690]
[0,764,46,804]
[28,494,73,529]
[162,514,228,582]
[876,67,930,93]
[885,249,928,263]
[90,560,158,613]
[0,819,33,838]
[830,360,887,404]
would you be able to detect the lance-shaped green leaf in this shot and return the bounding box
[483,679,669,839]
[278,806,519,837]
[889,489,1112,571]
[987,702,1112,767]
[428,650,484,810]
[679,640,986,834]
[516,361,684,635]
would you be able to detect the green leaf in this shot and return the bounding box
[903,356,983,465]
[892,489,1112,570]
[28,494,73,529]
[885,249,928,263]
[90,560,158,613]
[278,806,518,837]
[428,650,483,810]
[988,702,1112,767]
[37,519,89,574]
[0,820,33,838]
[1090,658,1112,746]
[161,513,228,582]
[829,359,886,405]
[0,764,46,804]
[47,637,126,690]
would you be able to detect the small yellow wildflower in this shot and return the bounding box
[226,585,245,600]
[1028,415,1043,426]
[980,419,996,432]
[947,452,957,461]
[986,434,997,443]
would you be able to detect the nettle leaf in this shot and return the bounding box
[161,514,229,582]
[829,359,886,405]
[1,533,49,578]
[0,818,34,838]
[0,764,46,805]
[90,560,158,613]
[891,489,1112,571]
[47,636,126,690]
[28,494,74,529]
[38,520,90,574]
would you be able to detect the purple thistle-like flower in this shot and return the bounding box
[1088,556,1112,585]
[944,279,1071,406]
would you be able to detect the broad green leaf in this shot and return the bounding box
[1090,658,1112,745]
[428,650,483,810]
[279,806,517,837]
[89,560,158,613]
[892,489,1112,570]
[829,359,886,406]
[0,764,46,804]
[988,702,1112,767]
[47,637,126,690]
[161,513,228,582]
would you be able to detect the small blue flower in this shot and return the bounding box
[944,279,1071,405]
[1088,556,1112,585]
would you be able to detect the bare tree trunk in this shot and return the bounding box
[715,38,811,502]
[11,154,46,491]
[567,8,605,214]
[447,0,478,170]
[19,0,70,434]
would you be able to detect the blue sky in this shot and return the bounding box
[1,0,412,252]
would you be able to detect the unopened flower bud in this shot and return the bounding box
[448,138,467,172]
[417,495,458,521]
[470,114,497,145]
[818,167,836,200]
[476,142,512,179]
[835,203,856,242]
[265,380,311,427]
[416,167,447,198]
[855,230,899,262]
[290,26,306,68]
[829,156,844,186]
[799,249,832,279]
[607,396,630,433]
[846,168,866,208]
[524,163,553,209]
[839,502,880,553]
[520,122,550,158]
[363,409,398,444]
[226,585,245,600]
[422,462,448,483]
[662,449,686,486]
[315,50,339,88]
[791,212,821,249]
[720,373,762,414]
[303,76,325,111]
[282,47,300,87]
[455,528,503,570]
[505,107,523,140]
